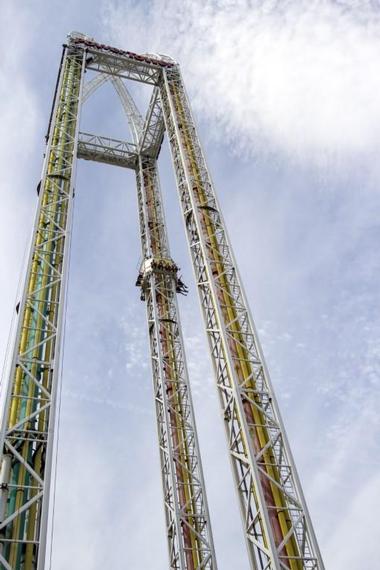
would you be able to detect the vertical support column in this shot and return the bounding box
[0,43,85,570]
[160,67,324,570]
[136,156,217,569]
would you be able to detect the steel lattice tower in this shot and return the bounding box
[0,33,324,570]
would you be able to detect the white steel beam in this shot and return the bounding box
[77,131,138,169]
[82,72,144,145]
[69,34,171,85]
[159,66,324,570]
[135,154,217,570]
[0,41,85,569]
[139,87,165,158]
[0,32,325,570]
[79,55,217,568]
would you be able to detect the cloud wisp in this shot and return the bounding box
[106,0,380,164]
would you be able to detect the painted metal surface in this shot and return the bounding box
[159,67,324,570]
[82,68,217,568]
[77,131,138,169]
[0,42,85,569]
[0,33,324,570]
[136,156,217,569]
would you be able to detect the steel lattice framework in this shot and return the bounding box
[0,33,324,570]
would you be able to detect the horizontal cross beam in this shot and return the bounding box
[77,132,138,169]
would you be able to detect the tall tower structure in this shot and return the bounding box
[0,33,324,570]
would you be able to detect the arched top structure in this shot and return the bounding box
[82,73,143,145]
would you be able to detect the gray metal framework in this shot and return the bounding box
[0,31,324,570]
[77,131,138,169]
[82,73,143,144]
[82,67,217,569]
[0,43,85,569]
[140,87,165,157]
[136,156,216,569]
[159,67,324,570]
[84,44,163,85]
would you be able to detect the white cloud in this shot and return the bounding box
[324,470,380,569]
[106,0,380,164]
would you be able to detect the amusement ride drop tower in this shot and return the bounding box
[0,32,324,570]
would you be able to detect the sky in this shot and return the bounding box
[1,1,380,568]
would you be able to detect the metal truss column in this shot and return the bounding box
[0,42,85,570]
[159,67,324,570]
[135,156,217,570]
[0,30,326,570]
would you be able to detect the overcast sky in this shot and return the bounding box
[1,1,380,569]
